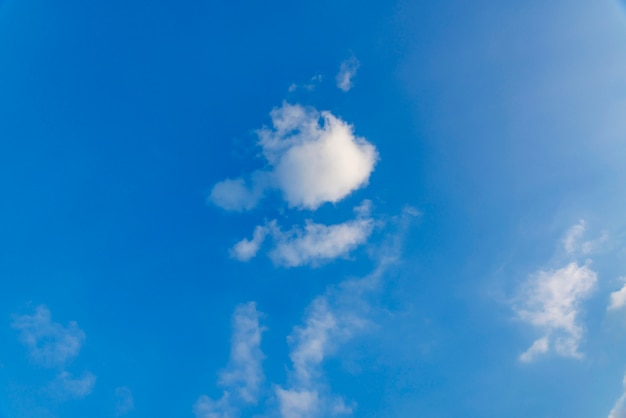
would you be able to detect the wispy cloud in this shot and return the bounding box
[218,302,265,403]
[515,221,599,362]
[269,217,373,268]
[209,102,378,211]
[115,387,135,416]
[11,305,85,368]
[609,374,626,418]
[194,302,265,418]
[48,371,96,401]
[194,392,234,418]
[336,57,360,92]
[274,208,417,417]
[11,305,95,400]
[562,219,608,256]
[230,202,374,267]
[289,74,323,93]
[230,225,270,262]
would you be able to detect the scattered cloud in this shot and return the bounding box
[275,388,319,418]
[516,262,597,361]
[194,302,265,417]
[609,374,626,418]
[218,302,265,403]
[563,220,587,255]
[48,371,96,401]
[11,305,86,368]
[562,219,608,256]
[230,225,270,262]
[289,74,323,93]
[115,387,135,416]
[209,176,266,213]
[230,202,374,267]
[269,217,374,268]
[609,279,626,311]
[336,57,360,92]
[209,102,378,211]
[11,305,95,401]
[194,393,234,418]
[274,209,417,417]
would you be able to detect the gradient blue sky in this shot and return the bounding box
[2,0,626,417]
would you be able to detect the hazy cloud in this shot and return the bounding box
[115,387,135,416]
[336,57,360,92]
[48,371,96,400]
[11,305,85,368]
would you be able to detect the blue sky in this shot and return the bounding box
[1,0,626,416]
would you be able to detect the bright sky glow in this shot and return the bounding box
[2,0,626,417]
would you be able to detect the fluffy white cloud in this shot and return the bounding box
[115,387,135,416]
[609,280,626,311]
[516,262,597,361]
[609,374,626,418]
[11,305,85,368]
[194,302,265,418]
[336,57,360,92]
[209,102,377,211]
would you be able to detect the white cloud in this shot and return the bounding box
[230,225,270,262]
[609,279,626,311]
[218,302,265,404]
[209,177,265,212]
[519,336,549,363]
[274,249,405,418]
[209,102,378,211]
[269,218,374,268]
[49,371,96,400]
[115,387,135,416]
[194,302,265,417]
[11,305,85,368]
[229,202,374,267]
[276,388,319,418]
[515,262,597,361]
[194,393,234,418]
[563,220,587,255]
[12,305,96,402]
[561,219,608,256]
[336,57,360,92]
[609,374,626,418]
